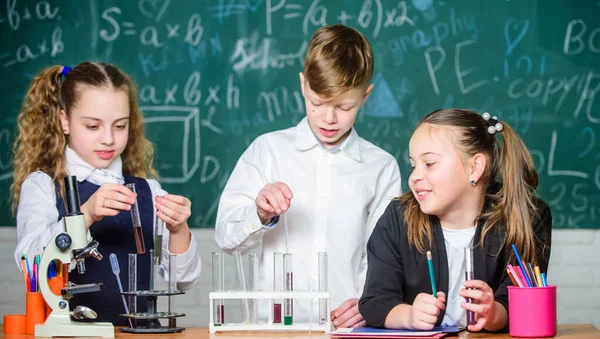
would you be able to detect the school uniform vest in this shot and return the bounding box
[56,176,154,326]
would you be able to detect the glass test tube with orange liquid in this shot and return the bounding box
[126,183,146,254]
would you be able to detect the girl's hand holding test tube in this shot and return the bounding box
[255,182,293,224]
[81,183,136,229]
[459,280,499,331]
[155,195,192,254]
[155,195,192,231]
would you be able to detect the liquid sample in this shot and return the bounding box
[273,303,281,323]
[284,271,293,325]
[214,304,225,325]
[465,270,475,326]
[127,183,146,254]
[133,226,146,254]
[153,235,162,259]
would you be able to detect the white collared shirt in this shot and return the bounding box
[14,147,201,290]
[215,117,401,321]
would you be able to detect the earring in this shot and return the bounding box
[470,179,476,186]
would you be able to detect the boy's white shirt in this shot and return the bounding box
[215,117,402,321]
[14,146,201,290]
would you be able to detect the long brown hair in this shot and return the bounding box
[11,62,157,213]
[400,108,541,264]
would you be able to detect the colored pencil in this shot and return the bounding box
[426,251,437,296]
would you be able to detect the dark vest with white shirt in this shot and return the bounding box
[56,175,154,326]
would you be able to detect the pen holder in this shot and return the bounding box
[508,285,557,338]
[4,314,26,334]
[25,291,46,334]
[45,277,64,316]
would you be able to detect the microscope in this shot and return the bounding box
[35,176,114,337]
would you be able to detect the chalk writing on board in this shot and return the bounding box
[363,72,403,118]
[2,26,63,68]
[425,39,491,95]
[100,6,204,50]
[3,0,59,31]
[230,31,307,74]
[563,19,600,56]
[1,1,598,229]
[143,106,201,183]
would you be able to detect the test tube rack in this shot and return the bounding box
[208,290,331,333]
[119,289,185,334]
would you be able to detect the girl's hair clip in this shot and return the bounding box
[482,112,503,135]
[61,66,72,77]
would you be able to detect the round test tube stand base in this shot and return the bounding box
[119,254,186,333]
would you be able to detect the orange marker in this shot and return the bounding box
[21,258,29,291]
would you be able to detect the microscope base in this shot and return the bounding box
[35,313,114,338]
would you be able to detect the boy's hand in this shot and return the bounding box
[155,195,192,233]
[460,279,495,332]
[408,292,446,330]
[82,183,136,229]
[256,182,293,224]
[331,298,366,328]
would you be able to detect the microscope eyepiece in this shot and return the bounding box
[64,175,82,216]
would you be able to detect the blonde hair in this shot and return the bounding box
[400,109,543,265]
[303,24,374,98]
[11,61,157,213]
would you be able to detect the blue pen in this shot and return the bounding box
[24,253,32,279]
[511,244,533,287]
[541,272,548,287]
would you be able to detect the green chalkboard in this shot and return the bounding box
[1,0,599,228]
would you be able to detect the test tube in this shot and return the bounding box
[273,253,283,324]
[126,183,146,254]
[249,254,259,324]
[148,249,156,314]
[149,249,155,291]
[128,253,137,328]
[464,246,476,326]
[233,251,250,323]
[154,211,164,266]
[318,252,328,325]
[212,252,225,326]
[283,253,293,325]
[168,254,177,328]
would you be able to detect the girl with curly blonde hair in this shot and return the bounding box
[12,62,200,325]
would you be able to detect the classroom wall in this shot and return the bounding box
[0,227,598,329]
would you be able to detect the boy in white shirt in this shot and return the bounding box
[215,24,401,328]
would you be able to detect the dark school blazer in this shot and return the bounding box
[358,196,552,330]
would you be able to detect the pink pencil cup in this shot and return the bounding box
[508,285,557,338]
